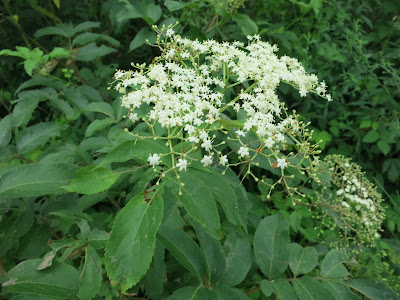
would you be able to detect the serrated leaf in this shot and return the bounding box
[77,246,102,300]
[254,214,290,279]
[16,123,62,154]
[98,139,169,167]
[0,163,78,198]
[321,250,348,279]
[220,233,251,286]
[345,278,398,300]
[76,43,116,61]
[157,226,206,283]
[129,27,157,51]
[170,170,221,240]
[292,277,335,300]
[63,166,119,195]
[105,190,164,291]
[289,243,318,276]
[2,259,79,299]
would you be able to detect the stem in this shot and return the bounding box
[219,81,257,113]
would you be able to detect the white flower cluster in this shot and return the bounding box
[321,155,384,248]
[113,26,331,176]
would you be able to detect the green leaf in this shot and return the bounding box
[362,130,380,143]
[164,0,188,11]
[0,163,78,198]
[16,223,51,260]
[270,279,298,300]
[77,246,102,300]
[321,281,360,300]
[377,140,390,155]
[345,278,398,300]
[144,242,165,300]
[88,229,109,249]
[320,250,348,279]
[192,221,226,284]
[84,102,114,118]
[85,118,116,137]
[129,27,157,51]
[16,123,62,154]
[72,21,101,35]
[62,166,119,195]
[98,139,169,167]
[289,243,318,276]
[260,280,274,297]
[117,1,162,25]
[0,114,12,146]
[171,170,221,240]
[157,226,206,283]
[72,32,120,47]
[104,190,164,291]
[76,43,117,61]
[214,285,250,300]
[220,233,251,286]
[167,286,216,300]
[292,277,335,300]
[233,13,258,36]
[254,214,290,279]
[15,78,65,94]
[12,90,48,127]
[0,200,34,256]
[35,25,70,38]
[48,47,70,58]
[2,259,79,299]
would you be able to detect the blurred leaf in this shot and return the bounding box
[321,250,348,279]
[345,278,398,300]
[76,43,117,61]
[362,130,380,143]
[167,286,216,300]
[77,246,102,300]
[72,32,120,48]
[233,14,258,36]
[63,166,119,195]
[164,0,188,11]
[16,123,62,154]
[129,27,157,51]
[377,140,390,155]
[292,277,335,299]
[85,118,115,137]
[0,115,12,146]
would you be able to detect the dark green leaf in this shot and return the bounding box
[85,118,116,137]
[377,140,390,155]
[72,32,120,47]
[260,280,273,297]
[84,102,114,118]
[233,14,258,36]
[0,163,78,198]
[220,233,251,286]
[214,285,250,300]
[164,0,188,11]
[157,226,206,283]
[104,190,164,291]
[16,123,62,154]
[254,214,290,279]
[321,281,360,300]
[167,286,217,300]
[289,243,318,276]
[76,43,117,61]
[16,223,51,260]
[345,278,398,300]
[2,259,79,299]
[362,130,380,143]
[270,279,298,300]
[292,277,335,300]
[77,246,102,300]
[0,114,12,146]
[320,250,348,279]
[62,166,119,195]
[144,242,165,300]
[129,27,157,51]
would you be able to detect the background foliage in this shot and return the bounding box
[0,0,399,299]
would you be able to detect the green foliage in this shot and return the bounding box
[0,0,399,299]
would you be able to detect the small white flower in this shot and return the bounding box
[264,137,275,148]
[148,153,161,167]
[166,28,175,37]
[276,158,288,169]
[201,139,212,151]
[187,136,200,143]
[236,129,246,137]
[238,146,249,158]
[219,155,228,166]
[176,158,188,171]
[128,112,138,122]
[201,155,213,167]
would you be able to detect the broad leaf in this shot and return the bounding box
[144,242,166,300]
[129,27,157,51]
[289,243,318,276]
[0,163,78,198]
[84,102,114,118]
[1,259,79,299]
[322,281,360,300]
[105,190,164,291]
[270,279,298,300]
[98,139,169,167]
[220,233,252,286]
[167,286,216,300]
[77,246,102,300]
[0,114,12,146]
[76,43,117,61]
[254,214,290,279]
[320,250,348,279]
[214,285,250,300]
[62,166,119,195]
[345,278,398,300]
[16,123,62,154]
[292,277,335,300]
[233,13,258,36]
[85,118,115,137]
[157,226,206,283]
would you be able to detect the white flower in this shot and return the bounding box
[148,153,161,167]
[201,139,212,151]
[128,112,138,122]
[264,137,275,148]
[201,155,213,166]
[236,129,246,137]
[238,146,249,158]
[219,155,228,166]
[166,28,175,37]
[276,158,288,169]
[176,158,188,171]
